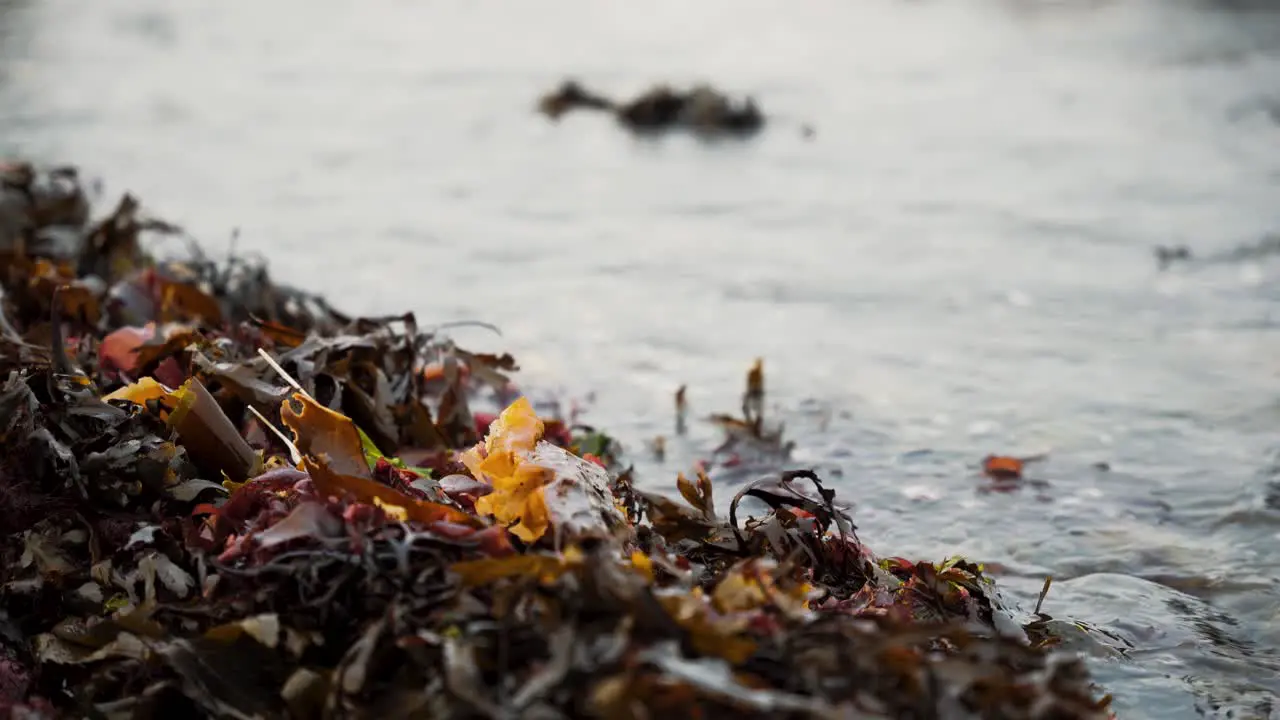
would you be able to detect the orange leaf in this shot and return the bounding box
[711,558,812,617]
[712,566,768,615]
[982,455,1024,481]
[302,457,476,527]
[629,551,655,582]
[464,397,626,544]
[475,463,554,542]
[464,396,543,467]
[676,469,715,519]
[464,397,549,541]
[450,553,571,587]
[280,392,372,481]
[158,279,223,326]
[102,377,177,406]
[657,591,756,664]
[56,280,101,325]
[282,391,477,527]
[249,315,306,348]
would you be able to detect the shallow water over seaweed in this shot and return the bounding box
[2,0,1280,715]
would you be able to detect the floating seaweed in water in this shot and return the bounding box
[0,163,1115,719]
[537,79,765,136]
[1154,233,1280,270]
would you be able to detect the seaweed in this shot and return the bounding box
[0,163,1114,719]
[537,80,765,136]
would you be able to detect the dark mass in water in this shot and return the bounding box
[537,79,765,136]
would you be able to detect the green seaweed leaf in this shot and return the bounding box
[356,425,431,479]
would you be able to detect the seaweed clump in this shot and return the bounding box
[537,79,765,136]
[0,162,1113,719]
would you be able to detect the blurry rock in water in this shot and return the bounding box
[537,79,765,136]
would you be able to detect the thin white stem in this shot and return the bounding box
[247,404,302,466]
[256,347,312,399]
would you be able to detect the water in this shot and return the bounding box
[2,0,1279,715]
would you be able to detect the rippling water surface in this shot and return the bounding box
[3,0,1279,715]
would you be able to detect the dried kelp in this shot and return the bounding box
[0,163,1114,720]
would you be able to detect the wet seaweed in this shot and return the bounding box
[0,163,1114,719]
